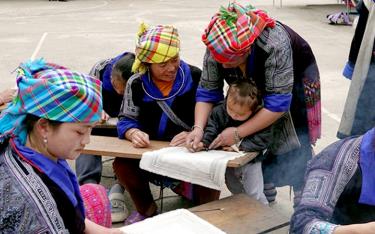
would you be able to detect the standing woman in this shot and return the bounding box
[113,23,220,225]
[186,2,321,202]
[0,59,120,233]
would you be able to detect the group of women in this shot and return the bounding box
[0,1,374,233]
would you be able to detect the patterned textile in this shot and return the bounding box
[80,184,112,228]
[132,23,180,74]
[0,58,102,144]
[202,2,275,63]
[290,135,362,233]
[0,142,69,233]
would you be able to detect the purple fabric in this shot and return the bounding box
[263,93,292,112]
[102,52,128,93]
[359,128,375,205]
[196,87,224,103]
[12,138,85,216]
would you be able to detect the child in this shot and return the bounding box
[75,52,135,223]
[198,79,273,204]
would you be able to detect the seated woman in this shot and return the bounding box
[0,59,121,233]
[114,23,220,225]
[290,127,375,233]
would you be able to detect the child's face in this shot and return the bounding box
[226,97,253,121]
[111,74,126,95]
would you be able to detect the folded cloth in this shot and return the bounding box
[140,147,245,190]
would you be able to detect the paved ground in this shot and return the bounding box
[0,0,357,230]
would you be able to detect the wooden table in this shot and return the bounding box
[190,194,290,234]
[83,135,258,168]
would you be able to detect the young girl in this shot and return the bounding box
[0,59,120,233]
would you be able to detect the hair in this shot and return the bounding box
[25,114,62,134]
[111,53,136,83]
[226,79,261,112]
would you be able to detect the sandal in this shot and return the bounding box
[124,211,147,226]
[327,12,351,25]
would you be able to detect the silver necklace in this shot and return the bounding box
[141,66,186,101]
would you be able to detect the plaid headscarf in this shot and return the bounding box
[202,2,275,63]
[132,23,180,74]
[0,58,103,144]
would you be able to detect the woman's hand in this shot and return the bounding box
[130,130,150,148]
[185,127,204,152]
[0,88,16,105]
[170,131,189,146]
[209,127,236,149]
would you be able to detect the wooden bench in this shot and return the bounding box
[83,135,258,168]
[190,194,290,234]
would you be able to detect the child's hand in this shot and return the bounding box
[100,111,110,123]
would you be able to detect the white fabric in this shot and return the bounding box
[140,146,245,190]
[120,209,225,234]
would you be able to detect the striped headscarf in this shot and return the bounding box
[202,2,275,63]
[132,23,180,74]
[0,58,102,144]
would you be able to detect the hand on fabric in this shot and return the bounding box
[0,88,16,105]
[185,127,204,152]
[222,146,235,152]
[209,127,236,149]
[131,130,150,148]
[170,131,189,146]
[100,111,110,123]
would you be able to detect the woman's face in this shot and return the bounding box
[221,52,249,69]
[149,55,180,82]
[46,122,95,161]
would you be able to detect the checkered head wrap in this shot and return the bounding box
[132,23,180,74]
[202,2,275,63]
[0,58,103,144]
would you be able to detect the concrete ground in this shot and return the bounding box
[0,0,357,231]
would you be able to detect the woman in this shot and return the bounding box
[0,59,120,233]
[290,127,375,233]
[114,23,220,225]
[186,2,321,202]
[338,0,375,138]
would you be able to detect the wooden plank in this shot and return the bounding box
[83,135,258,168]
[189,194,290,234]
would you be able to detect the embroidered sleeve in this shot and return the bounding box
[290,137,361,234]
[305,220,339,234]
[117,74,142,139]
[256,24,294,112]
[196,49,225,103]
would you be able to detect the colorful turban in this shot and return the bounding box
[132,23,180,74]
[202,2,276,63]
[0,58,103,144]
